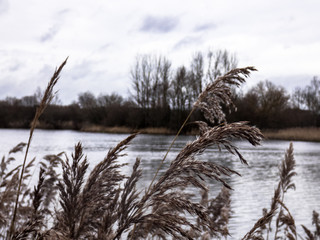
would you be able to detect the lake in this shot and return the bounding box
[0,128,319,239]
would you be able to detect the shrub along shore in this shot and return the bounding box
[80,124,320,142]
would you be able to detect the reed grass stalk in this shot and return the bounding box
[8,58,68,238]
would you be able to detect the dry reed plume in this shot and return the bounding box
[0,60,318,240]
[242,143,320,240]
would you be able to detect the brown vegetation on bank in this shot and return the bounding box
[81,124,320,142]
[263,127,320,142]
[80,125,175,135]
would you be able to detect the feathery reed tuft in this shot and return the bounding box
[194,66,257,124]
[242,143,299,240]
[302,210,320,240]
[53,133,137,239]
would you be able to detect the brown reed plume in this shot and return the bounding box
[145,66,258,206]
[242,143,298,240]
[0,144,39,238]
[190,186,231,239]
[0,142,62,239]
[0,143,27,235]
[119,121,262,239]
[111,67,262,239]
[8,58,68,238]
[3,130,63,239]
[11,168,46,239]
[53,134,137,239]
[194,66,257,124]
[302,210,320,240]
[273,142,297,240]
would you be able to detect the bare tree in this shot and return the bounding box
[20,95,39,107]
[206,49,238,82]
[189,52,204,100]
[97,93,123,108]
[131,54,172,109]
[159,56,171,108]
[78,91,97,109]
[131,50,238,113]
[303,76,320,115]
[131,55,152,109]
[292,76,320,125]
[170,66,189,111]
[245,80,289,128]
[291,87,305,109]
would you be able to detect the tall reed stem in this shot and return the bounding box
[129,108,195,239]
[147,107,195,193]
[8,58,67,239]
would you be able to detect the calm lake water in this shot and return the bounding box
[0,128,319,239]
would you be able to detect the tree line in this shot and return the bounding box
[0,50,319,131]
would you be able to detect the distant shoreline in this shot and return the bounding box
[2,125,319,142]
[80,125,320,142]
[80,125,178,135]
[262,127,320,142]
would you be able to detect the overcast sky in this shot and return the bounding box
[0,0,319,104]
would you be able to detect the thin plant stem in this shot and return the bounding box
[8,58,67,238]
[8,128,35,238]
[129,107,195,239]
[147,107,195,193]
[274,192,286,240]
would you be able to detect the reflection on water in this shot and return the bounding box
[0,129,319,238]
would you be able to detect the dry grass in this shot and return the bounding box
[81,125,320,142]
[1,62,319,240]
[9,57,68,238]
[81,125,134,134]
[81,125,176,135]
[242,143,320,240]
[138,127,174,135]
[263,127,320,142]
[243,143,297,240]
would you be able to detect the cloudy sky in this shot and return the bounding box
[0,0,319,104]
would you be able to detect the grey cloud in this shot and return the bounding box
[0,83,14,98]
[173,36,203,50]
[0,0,9,14]
[270,74,314,92]
[57,60,109,104]
[40,25,60,42]
[39,9,69,43]
[98,43,111,52]
[57,8,70,16]
[140,16,178,33]
[38,64,54,76]
[0,77,29,99]
[194,22,217,32]
[68,60,94,80]
[8,62,23,72]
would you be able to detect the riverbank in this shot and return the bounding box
[81,125,320,142]
[80,125,177,135]
[262,127,320,142]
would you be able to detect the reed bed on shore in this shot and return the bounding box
[263,127,320,142]
[0,60,319,239]
[81,125,176,135]
[81,125,135,134]
[82,125,320,142]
